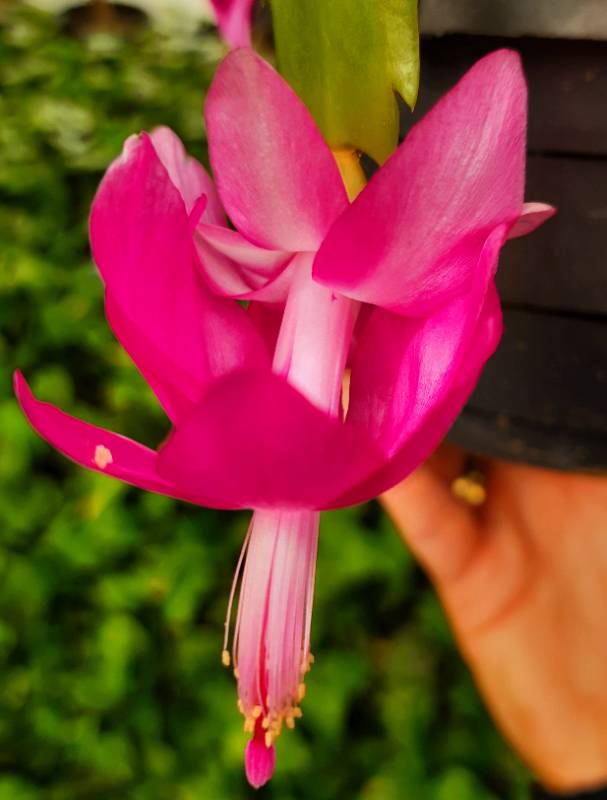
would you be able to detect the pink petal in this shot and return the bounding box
[210,0,254,48]
[350,286,503,503]
[194,222,295,301]
[14,371,172,495]
[247,303,283,357]
[149,126,225,222]
[339,227,506,505]
[156,369,384,510]
[314,50,527,314]
[90,133,268,421]
[507,201,557,239]
[205,49,348,251]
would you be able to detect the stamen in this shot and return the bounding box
[230,509,320,746]
[222,519,253,662]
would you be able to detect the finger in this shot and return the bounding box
[380,443,483,585]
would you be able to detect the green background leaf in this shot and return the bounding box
[271,0,420,163]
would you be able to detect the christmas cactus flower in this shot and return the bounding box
[15,48,553,788]
[210,0,254,48]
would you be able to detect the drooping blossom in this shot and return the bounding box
[15,48,554,788]
[209,0,254,48]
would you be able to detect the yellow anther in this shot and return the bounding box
[292,707,303,719]
[94,444,113,469]
[286,716,296,730]
[451,471,486,507]
[262,717,270,730]
[297,683,306,702]
[252,705,262,719]
[237,699,244,714]
[264,731,275,749]
[221,649,231,667]
[244,717,255,733]
[233,667,240,679]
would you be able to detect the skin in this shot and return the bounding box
[381,444,607,794]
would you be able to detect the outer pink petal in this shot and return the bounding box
[205,49,348,251]
[314,50,527,314]
[210,0,254,48]
[14,371,172,495]
[149,126,225,222]
[194,222,295,301]
[156,370,384,511]
[337,228,506,505]
[507,202,556,239]
[90,133,268,421]
[345,286,503,503]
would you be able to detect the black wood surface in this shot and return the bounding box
[407,35,607,470]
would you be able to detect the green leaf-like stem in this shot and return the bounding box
[271,0,419,164]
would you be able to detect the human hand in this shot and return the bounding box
[381,444,607,794]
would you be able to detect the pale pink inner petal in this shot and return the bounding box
[205,48,348,251]
[194,222,295,301]
[272,254,360,416]
[149,126,225,222]
[507,201,557,239]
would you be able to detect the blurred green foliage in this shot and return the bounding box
[0,6,531,798]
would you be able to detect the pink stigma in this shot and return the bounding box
[245,723,276,789]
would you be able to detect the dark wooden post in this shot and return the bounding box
[411,1,607,470]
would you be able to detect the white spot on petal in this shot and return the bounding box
[94,445,113,470]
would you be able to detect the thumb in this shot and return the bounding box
[380,444,483,585]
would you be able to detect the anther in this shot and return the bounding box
[264,731,274,749]
[221,649,231,667]
[252,705,262,719]
[297,683,306,702]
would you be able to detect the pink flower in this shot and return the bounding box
[210,0,254,48]
[15,48,553,788]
